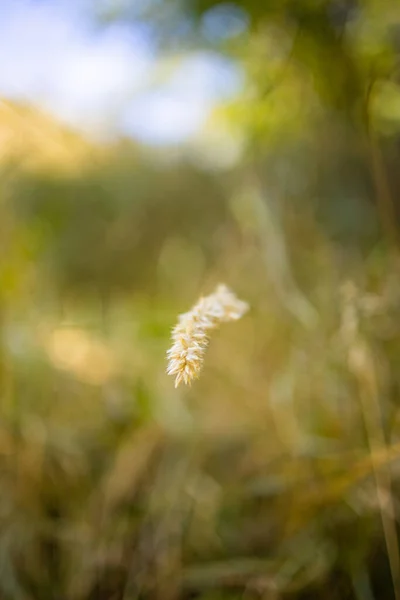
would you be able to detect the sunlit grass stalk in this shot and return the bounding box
[166,284,248,388]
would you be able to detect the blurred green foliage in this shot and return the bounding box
[2,0,400,599]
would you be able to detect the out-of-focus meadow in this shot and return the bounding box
[2,0,400,598]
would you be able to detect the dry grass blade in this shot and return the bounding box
[340,281,400,599]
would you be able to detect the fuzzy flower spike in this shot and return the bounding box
[166,284,249,388]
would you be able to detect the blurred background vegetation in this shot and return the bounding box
[2,0,400,598]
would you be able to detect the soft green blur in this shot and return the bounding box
[2,1,400,599]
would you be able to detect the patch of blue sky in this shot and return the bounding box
[0,0,243,144]
[122,52,243,145]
